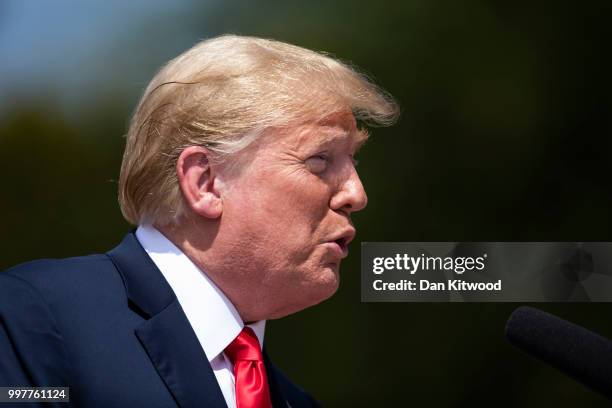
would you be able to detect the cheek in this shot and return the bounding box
[279,172,332,213]
[247,172,331,227]
[223,169,333,264]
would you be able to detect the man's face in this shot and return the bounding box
[217,112,368,318]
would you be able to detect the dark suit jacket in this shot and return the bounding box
[0,232,319,407]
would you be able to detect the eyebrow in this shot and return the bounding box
[313,126,369,151]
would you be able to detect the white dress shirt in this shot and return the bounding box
[135,224,266,408]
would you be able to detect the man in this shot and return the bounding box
[0,35,398,407]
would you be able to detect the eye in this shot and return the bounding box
[305,154,329,173]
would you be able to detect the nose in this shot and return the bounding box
[329,165,368,215]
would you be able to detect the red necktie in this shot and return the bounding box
[225,327,272,408]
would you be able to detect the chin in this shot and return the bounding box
[268,266,340,319]
[318,264,341,296]
[307,262,340,300]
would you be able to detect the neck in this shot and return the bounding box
[155,218,270,322]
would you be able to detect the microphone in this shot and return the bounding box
[505,306,612,399]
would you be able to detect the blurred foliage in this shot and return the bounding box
[1,0,612,406]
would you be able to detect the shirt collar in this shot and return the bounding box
[135,224,266,362]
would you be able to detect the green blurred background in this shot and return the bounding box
[2,0,612,406]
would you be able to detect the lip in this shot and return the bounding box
[324,227,356,259]
[323,241,349,259]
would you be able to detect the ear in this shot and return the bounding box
[176,146,223,219]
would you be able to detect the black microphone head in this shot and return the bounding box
[506,306,612,399]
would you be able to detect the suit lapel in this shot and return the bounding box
[263,349,289,408]
[107,232,227,408]
[136,300,227,408]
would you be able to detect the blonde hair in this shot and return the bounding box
[118,34,399,226]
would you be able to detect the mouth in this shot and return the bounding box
[326,228,356,259]
[334,237,350,255]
